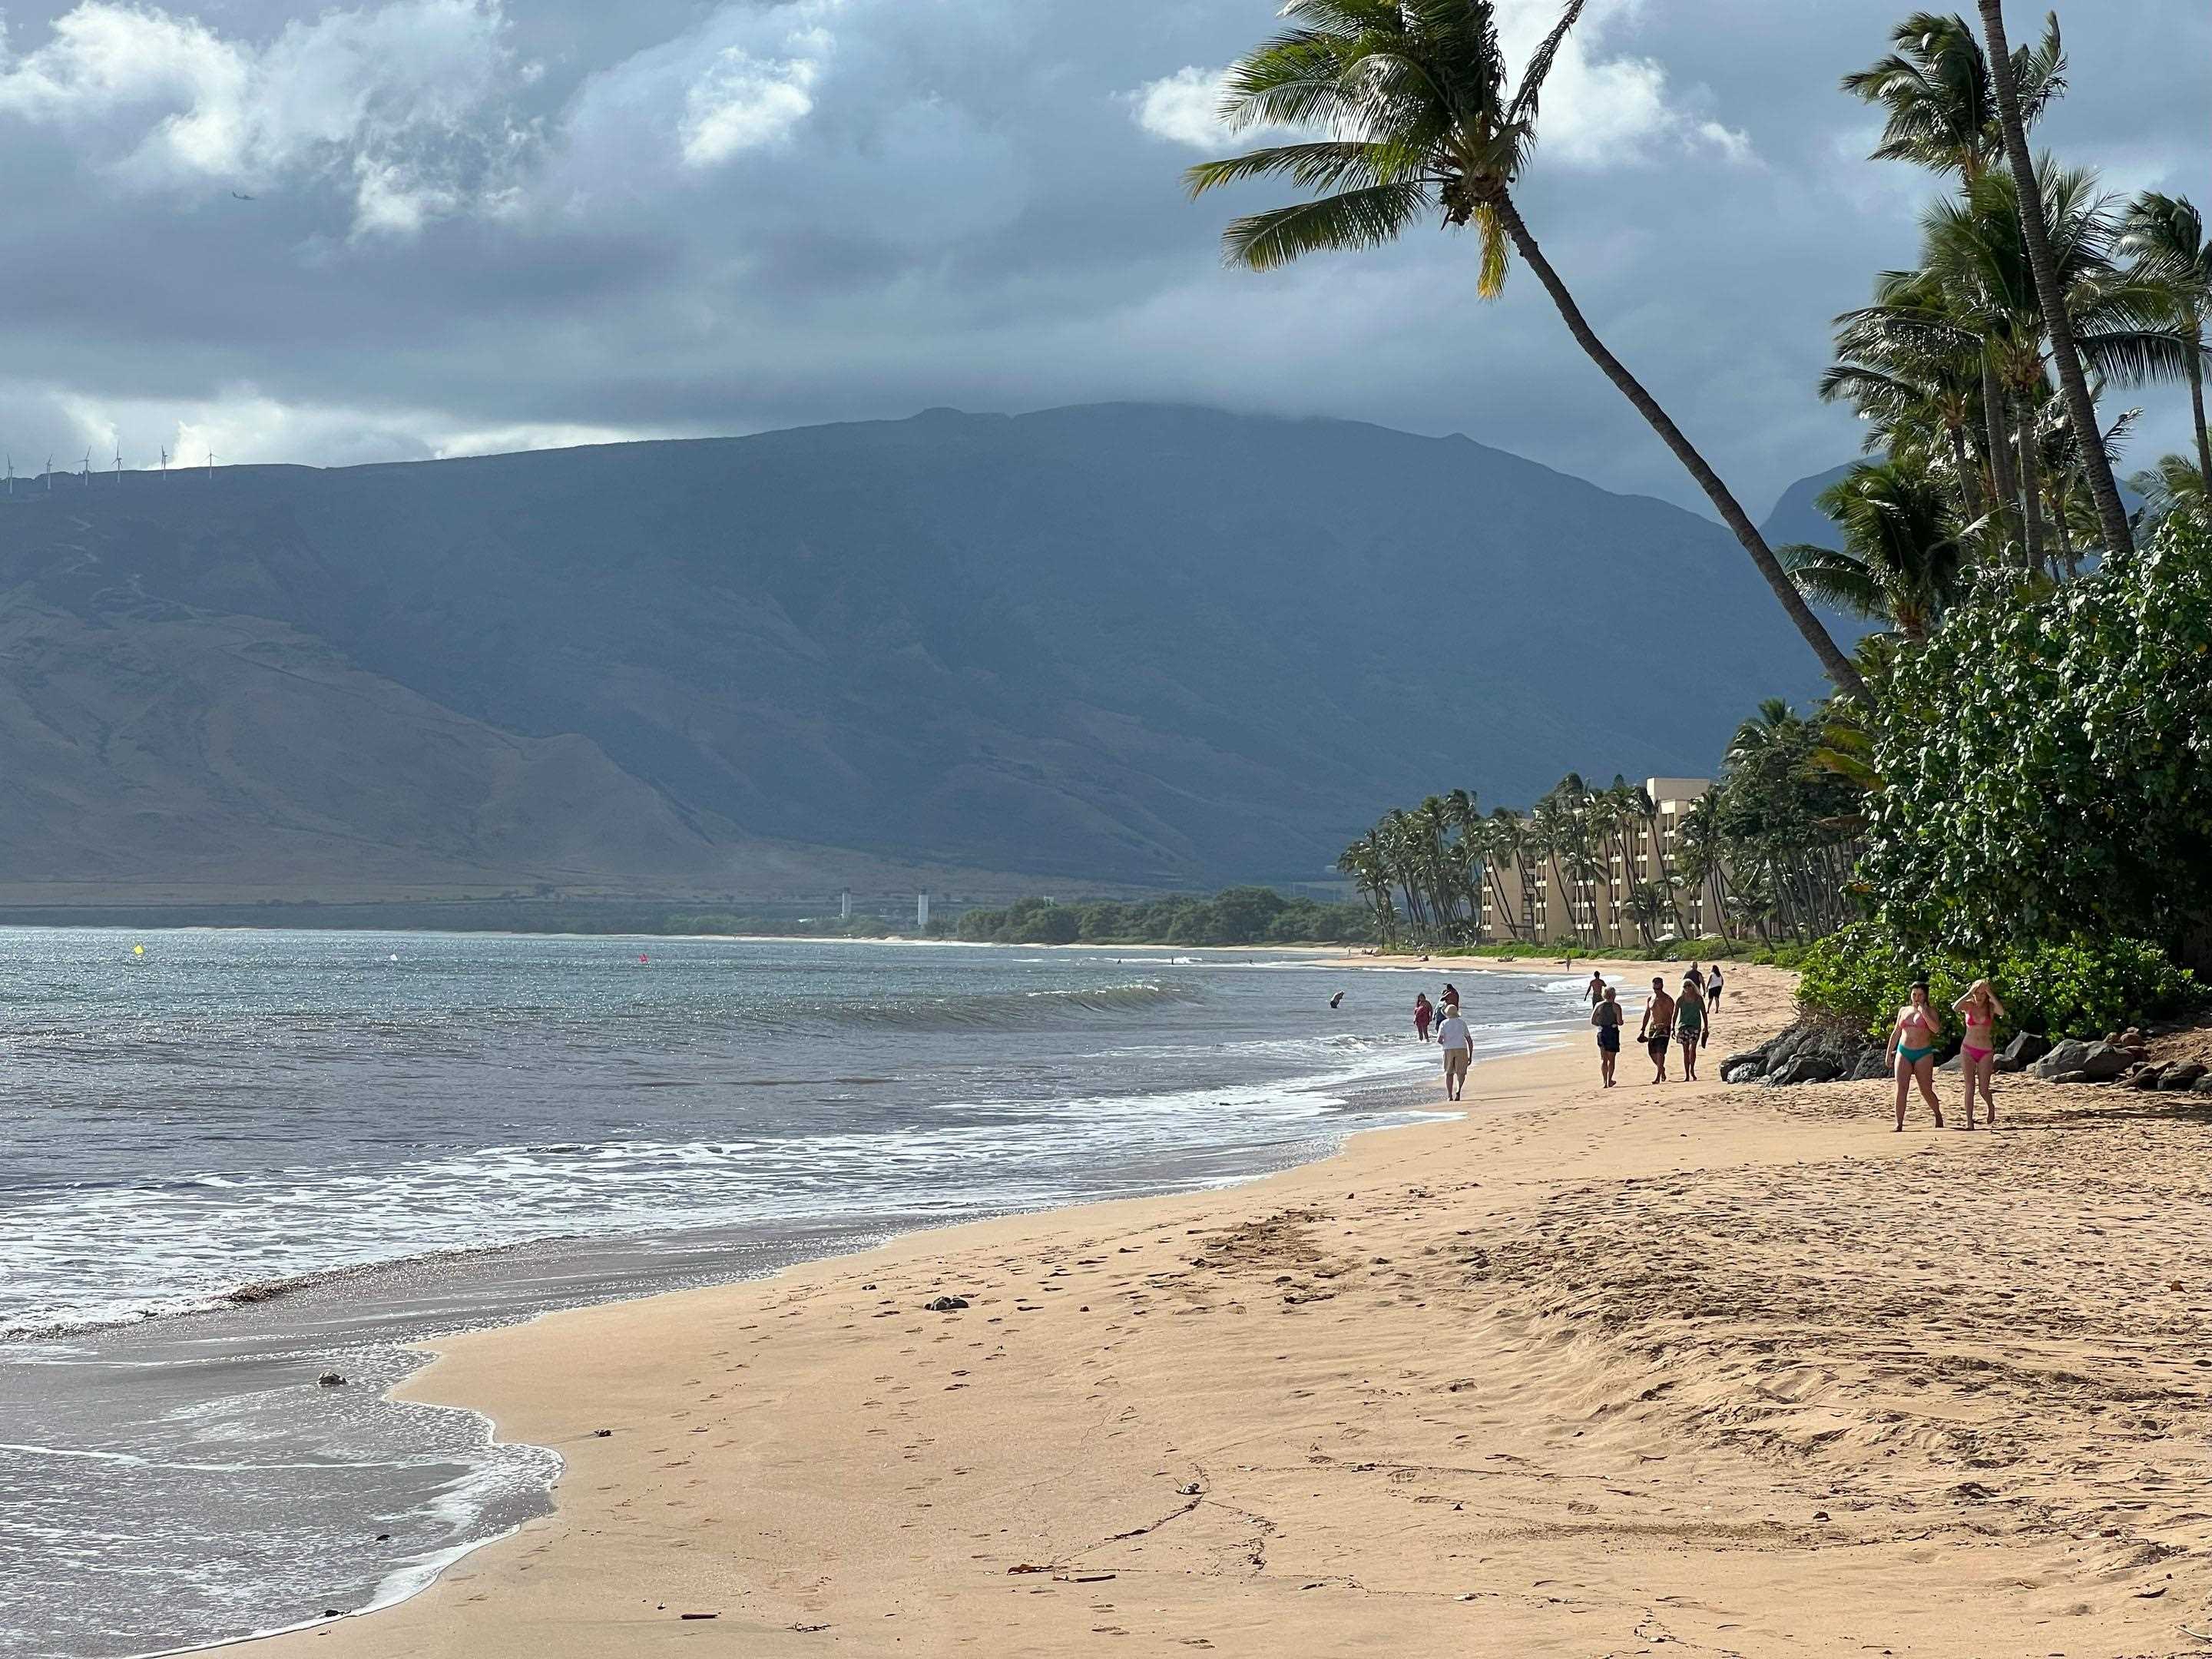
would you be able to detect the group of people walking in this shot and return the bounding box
[1411,986,1474,1100]
[1584,965,1721,1087]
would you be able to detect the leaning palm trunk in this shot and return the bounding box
[2016,394,2045,574]
[2190,328,2212,488]
[1977,0,2134,558]
[1981,355,2019,555]
[1945,422,1988,529]
[1492,195,1869,702]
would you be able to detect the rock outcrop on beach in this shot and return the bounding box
[0,405,1828,900]
[1721,1018,1886,1085]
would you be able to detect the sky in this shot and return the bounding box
[0,0,2201,518]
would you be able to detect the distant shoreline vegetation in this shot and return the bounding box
[953,889,1376,948]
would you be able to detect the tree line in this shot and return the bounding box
[1338,700,1861,952]
[1202,4,2212,977]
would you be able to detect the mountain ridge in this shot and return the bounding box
[0,404,1835,898]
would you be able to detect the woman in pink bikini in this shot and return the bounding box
[1952,979,2007,1129]
[1886,980,1944,1132]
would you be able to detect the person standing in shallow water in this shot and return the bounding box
[1637,975,1676,1083]
[1887,979,1945,1131]
[1590,985,1623,1087]
[1435,1002,1473,1101]
[1412,993,1433,1043]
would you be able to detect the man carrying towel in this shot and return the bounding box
[1637,975,1676,1083]
[1435,1002,1473,1101]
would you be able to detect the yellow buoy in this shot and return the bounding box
[133,944,145,957]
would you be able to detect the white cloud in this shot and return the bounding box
[681,31,830,166]
[1494,0,1756,168]
[1130,3,1756,170]
[0,0,529,233]
[1128,65,1229,151]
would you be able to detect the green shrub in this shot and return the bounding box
[1796,921,2204,1041]
[1859,514,2212,968]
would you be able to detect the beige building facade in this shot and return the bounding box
[1477,778,1729,948]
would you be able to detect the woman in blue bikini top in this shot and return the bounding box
[1887,980,1945,1132]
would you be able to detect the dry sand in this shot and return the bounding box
[250,965,2212,1658]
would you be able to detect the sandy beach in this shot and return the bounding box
[247,963,2212,1658]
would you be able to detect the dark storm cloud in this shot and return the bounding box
[0,0,2201,509]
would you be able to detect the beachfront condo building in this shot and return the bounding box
[1477,779,1729,948]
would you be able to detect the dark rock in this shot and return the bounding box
[1851,1048,1892,1081]
[1720,1046,1772,1080]
[375,1533,392,1542]
[2000,1032,2051,1068]
[317,1372,346,1387]
[1768,1055,1845,1087]
[2051,1070,2092,1084]
[924,1295,970,1312]
[2160,1062,2207,1091]
[2080,1042,2136,1081]
[2195,1075,2212,1095]
[2132,1064,2170,1090]
[594,1429,613,1438]
[2034,1039,2092,1080]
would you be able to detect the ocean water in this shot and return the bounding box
[0,930,1583,1657]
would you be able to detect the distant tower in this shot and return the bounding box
[81,449,91,485]
[206,451,217,481]
[4,454,12,498]
[160,446,169,480]
[840,889,853,921]
[114,441,122,483]
[916,891,931,932]
[45,453,54,494]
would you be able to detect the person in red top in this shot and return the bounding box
[1413,993,1434,1042]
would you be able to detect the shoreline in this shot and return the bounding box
[239,961,2212,1655]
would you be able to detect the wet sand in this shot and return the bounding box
[248,964,2212,1657]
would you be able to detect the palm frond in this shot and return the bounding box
[1507,0,1589,126]
[1217,182,1435,271]
[1185,141,1422,198]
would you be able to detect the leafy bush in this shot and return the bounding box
[1859,514,2212,968]
[1796,921,2204,1041]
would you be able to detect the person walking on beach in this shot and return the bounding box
[1952,979,2007,1129]
[1435,1002,1473,1101]
[1413,993,1434,1043]
[1674,972,1707,1081]
[1585,970,1607,1008]
[1887,979,1945,1131]
[1591,985,1623,1087]
[1637,976,1676,1083]
[1706,964,1724,1023]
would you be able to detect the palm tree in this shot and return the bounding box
[1843,10,2065,183]
[1486,806,1536,942]
[2118,192,2212,488]
[2131,452,2212,531]
[1973,1,2134,558]
[1868,164,2188,573]
[1187,0,1867,701]
[1822,280,1992,538]
[1780,459,1968,641]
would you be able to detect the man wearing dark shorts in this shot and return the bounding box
[1637,975,1676,1083]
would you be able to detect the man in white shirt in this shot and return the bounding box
[1435,1006,1473,1101]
